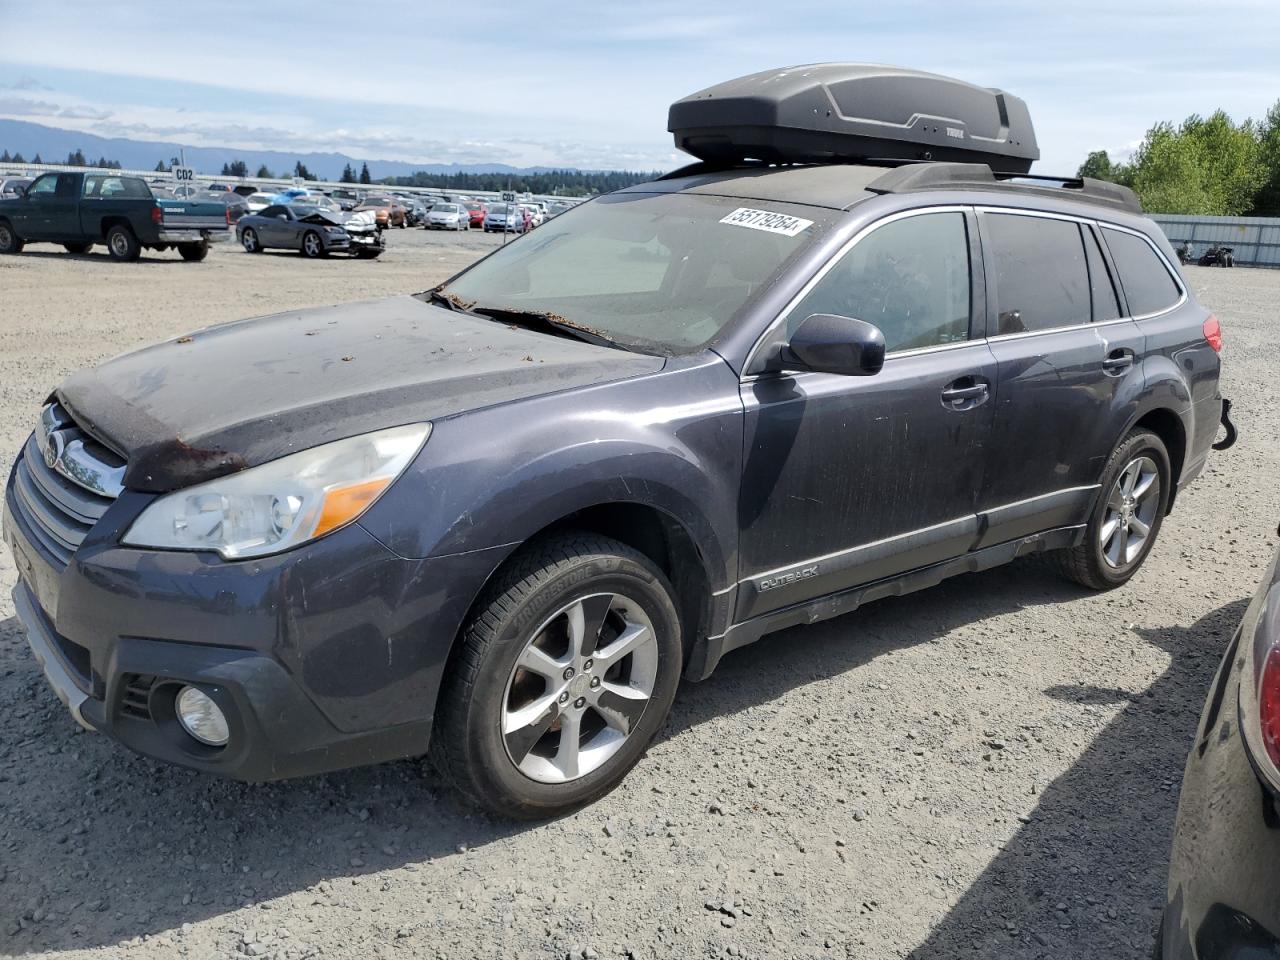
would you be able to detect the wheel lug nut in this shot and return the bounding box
[590,677,601,688]
[574,697,586,709]
[558,692,569,704]
[563,667,574,681]
[583,659,593,671]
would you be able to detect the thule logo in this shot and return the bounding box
[946,127,965,140]
[757,565,819,592]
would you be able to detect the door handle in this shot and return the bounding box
[1102,349,1135,375]
[940,377,990,410]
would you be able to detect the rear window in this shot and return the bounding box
[1084,227,1121,322]
[986,213,1089,335]
[84,176,150,199]
[1102,227,1182,316]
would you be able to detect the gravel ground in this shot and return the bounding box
[0,238,1276,960]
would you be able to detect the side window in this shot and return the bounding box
[1102,227,1182,317]
[26,175,56,197]
[54,174,79,198]
[788,211,972,353]
[986,213,1089,335]
[82,176,102,198]
[1083,227,1121,322]
[260,205,284,218]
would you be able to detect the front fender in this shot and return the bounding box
[359,355,744,590]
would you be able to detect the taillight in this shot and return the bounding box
[1203,314,1222,352]
[151,205,163,224]
[1260,645,1280,770]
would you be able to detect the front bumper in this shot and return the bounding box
[3,465,507,781]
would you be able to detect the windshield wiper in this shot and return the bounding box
[469,305,631,351]
[426,288,481,316]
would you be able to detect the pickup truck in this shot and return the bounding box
[0,170,230,261]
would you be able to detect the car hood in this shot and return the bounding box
[56,295,666,493]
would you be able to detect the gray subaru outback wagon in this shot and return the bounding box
[3,65,1232,817]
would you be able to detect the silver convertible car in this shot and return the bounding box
[236,203,384,259]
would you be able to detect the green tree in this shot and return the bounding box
[154,160,170,173]
[340,163,357,183]
[66,148,86,166]
[31,153,42,164]
[0,150,10,163]
[1252,99,1280,215]
[1126,112,1264,215]
[221,159,248,178]
[255,164,274,179]
[359,162,372,184]
[12,152,25,163]
[1076,150,1113,181]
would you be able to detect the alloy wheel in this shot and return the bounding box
[243,230,257,252]
[304,233,321,257]
[501,592,659,784]
[1100,455,1160,568]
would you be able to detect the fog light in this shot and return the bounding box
[175,686,230,747]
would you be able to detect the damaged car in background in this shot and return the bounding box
[236,202,384,258]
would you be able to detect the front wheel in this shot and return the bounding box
[0,220,22,254]
[1051,428,1171,589]
[301,230,325,258]
[432,534,683,819]
[241,228,261,253]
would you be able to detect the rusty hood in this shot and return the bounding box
[57,295,665,492]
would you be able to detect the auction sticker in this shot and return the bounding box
[719,207,813,237]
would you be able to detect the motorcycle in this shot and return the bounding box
[1198,245,1235,268]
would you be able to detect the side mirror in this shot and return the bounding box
[780,314,886,377]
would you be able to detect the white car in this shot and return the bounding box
[244,192,277,214]
[427,202,468,231]
[519,204,545,228]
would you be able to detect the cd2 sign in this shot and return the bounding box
[172,166,196,184]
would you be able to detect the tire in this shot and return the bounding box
[0,220,22,254]
[301,230,325,258]
[105,224,141,262]
[432,533,683,819]
[241,228,261,253]
[178,241,208,262]
[1050,428,1171,590]
[63,241,92,255]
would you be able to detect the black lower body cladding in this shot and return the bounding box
[2,469,512,780]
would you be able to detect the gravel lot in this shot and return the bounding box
[1,233,1276,960]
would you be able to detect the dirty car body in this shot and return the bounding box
[2,64,1233,815]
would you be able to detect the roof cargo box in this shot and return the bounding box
[669,64,1039,174]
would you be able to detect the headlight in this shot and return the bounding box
[123,423,429,559]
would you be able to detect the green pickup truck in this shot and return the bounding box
[0,170,230,262]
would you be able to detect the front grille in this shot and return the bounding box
[10,402,122,568]
[120,674,157,721]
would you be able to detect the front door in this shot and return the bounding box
[973,210,1145,548]
[737,208,996,621]
[17,173,59,239]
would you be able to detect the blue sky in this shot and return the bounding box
[0,0,1277,173]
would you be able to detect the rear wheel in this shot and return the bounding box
[301,230,325,258]
[432,533,683,819]
[178,241,208,262]
[105,224,141,262]
[0,220,21,254]
[1051,428,1171,589]
[63,241,92,255]
[241,228,261,253]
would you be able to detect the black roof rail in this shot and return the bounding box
[866,162,1142,213]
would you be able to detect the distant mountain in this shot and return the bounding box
[0,119,570,180]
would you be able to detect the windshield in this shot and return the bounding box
[434,203,459,213]
[442,191,831,354]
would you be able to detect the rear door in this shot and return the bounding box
[974,209,1144,547]
[736,207,997,621]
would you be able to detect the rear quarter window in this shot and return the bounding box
[1101,227,1182,316]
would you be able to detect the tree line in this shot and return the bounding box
[0,148,121,169]
[1078,100,1280,216]
[380,168,659,197]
